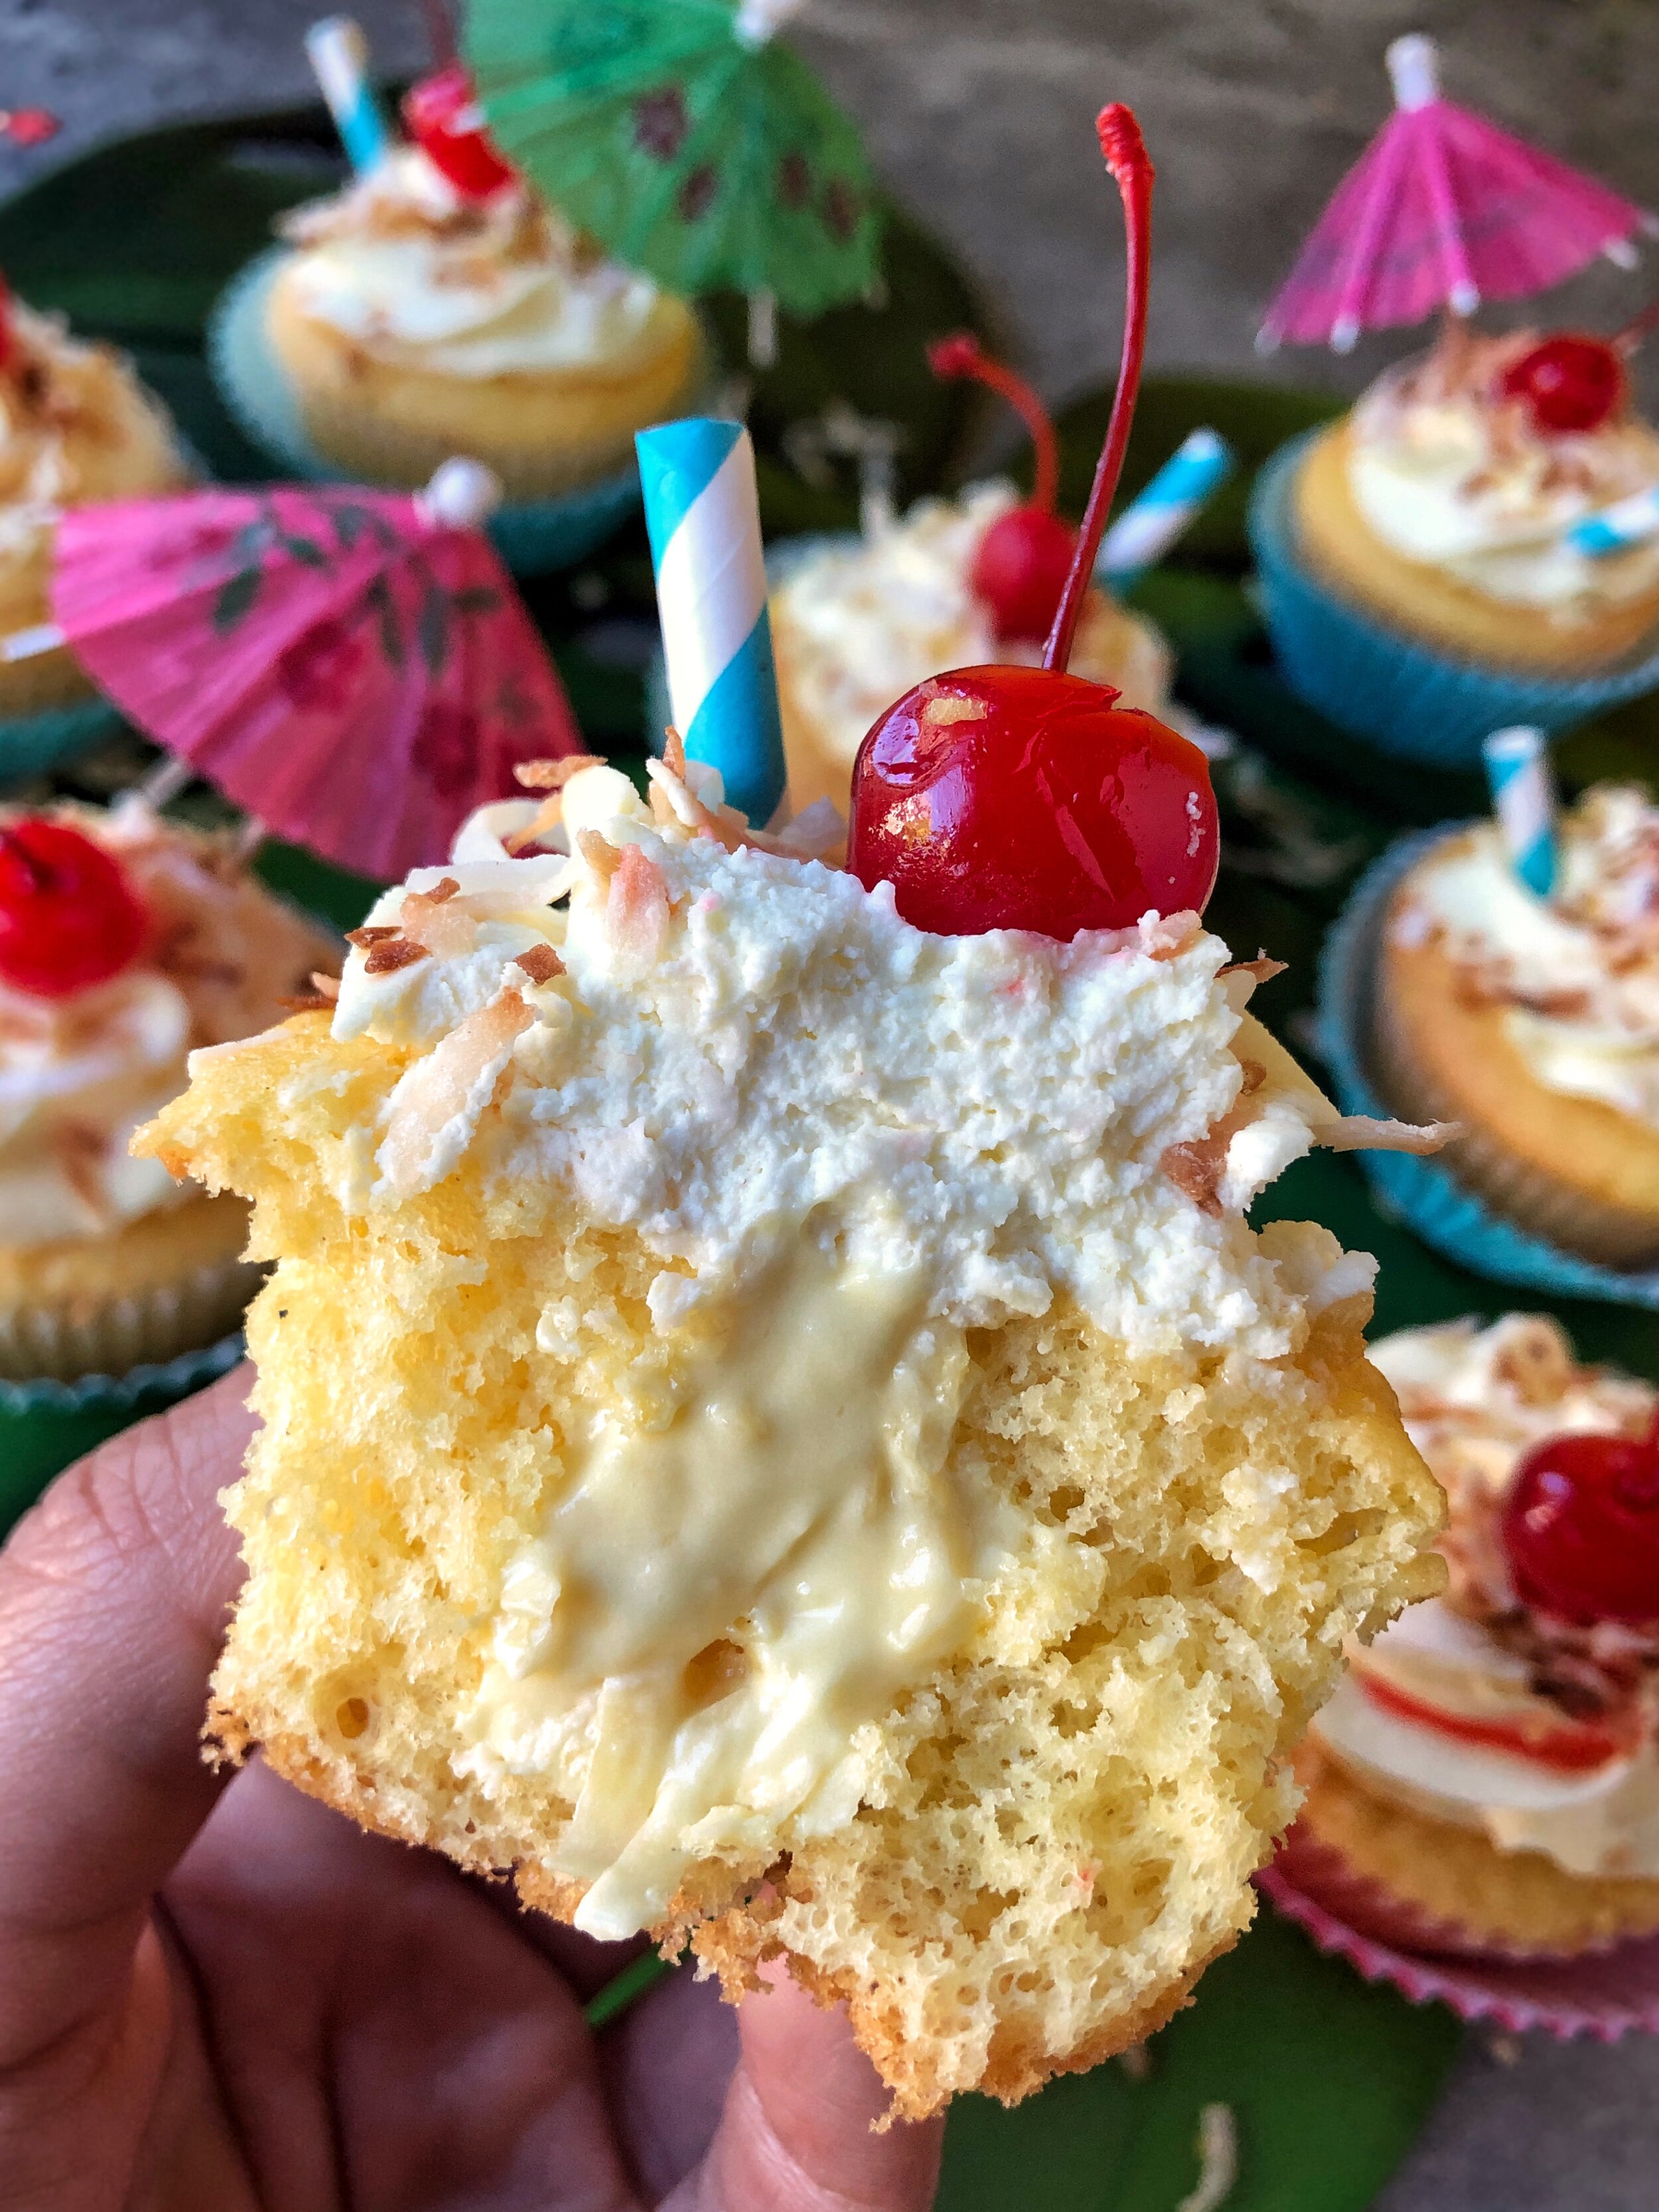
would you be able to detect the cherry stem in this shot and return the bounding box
[0,825,48,893]
[1615,297,1659,356]
[926,334,1059,513]
[1044,104,1153,675]
[422,0,459,68]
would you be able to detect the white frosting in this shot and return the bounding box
[770,482,1172,780]
[327,763,1365,1357]
[1397,790,1659,1127]
[1347,329,1659,619]
[1315,1315,1659,1878]
[1,804,333,1250]
[279,147,676,378]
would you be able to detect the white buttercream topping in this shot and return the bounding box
[1395,789,1659,1128]
[1,804,334,1250]
[1315,1315,1659,1878]
[1347,327,1659,619]
[278,146,678,378]
[770,482,1172,784]
[325,762,1371,1357]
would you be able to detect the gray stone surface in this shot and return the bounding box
[0,4,1655,2207]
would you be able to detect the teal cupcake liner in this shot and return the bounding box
[0,1327,243,1416]
[0,694,123,781]
[1317,827,1659,1309]
[1249,435,1659,769]
[207,249,645,577]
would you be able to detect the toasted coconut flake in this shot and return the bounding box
[346,924,401,948]
[607,842,671,961]
[279,990,336,1013]
[1219,954,1288,986]
[1237,1057,1266,1096]
[362,937,428,976]
[309,970,340,1002]
[512,942,565,986]
[514,754,605,792]
[400,883,475,956]
[576,828,621,886]
[662,725,687,779]
[770,798,848,864]
[1161,1136,1227,1218]
[1176,2104,1238,2212]
[378,989,534,1197]
[1145,909,1202,959]
[423,876,459,904]
[1321,1114,1458,1155]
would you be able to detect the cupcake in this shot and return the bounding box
[1372,783,1659,1268]
[135,743,1443,2118]
[771,482,1174,815]
[1292,1312,1659,1959]
[1298,325,1659,671]
[264,145,705,499]
[0,800,336,1384]
[0,295,190,719]
[1252,323,1659,762]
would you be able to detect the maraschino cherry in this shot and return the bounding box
[849,105,1218,940]
[403,62,517,202]
[927,334,1077,645]
[0,818,148,999]
[1502,1412,1659,1627]
[1500,299,1659,439]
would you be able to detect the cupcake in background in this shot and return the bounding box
[1288,1312,1659,1960]
[0,801,337,1384]
[0,290,190,717]
[771,336,1176,816]
[1373,780,1659,1268]
[263,60,704,501]
[1295,322,1659,674]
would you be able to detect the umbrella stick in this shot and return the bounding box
[131,755,192,812]
[747,289,778,368]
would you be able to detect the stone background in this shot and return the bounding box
[1,2,1657,2205]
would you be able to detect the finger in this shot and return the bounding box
[600,1958,739,2199]
[0,1368,254,2069]
[671,1964,944,2212]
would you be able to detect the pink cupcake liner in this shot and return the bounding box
[1257,1862,1659,2040]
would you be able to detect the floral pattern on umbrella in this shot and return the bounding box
[467,0,881,319]
[51,481,583,883]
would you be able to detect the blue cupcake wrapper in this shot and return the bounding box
[0,1327,244,1417]
[207,249,646,577]
[1248,433,1659,769]
[1317,828,1659,1308]
[0,693,124,780]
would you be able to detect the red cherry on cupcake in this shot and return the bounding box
[1502,1415,1659,1627]
[927,334,1077,645]
[851,104,1218,940]
[1501,333,1628,437]
[403,63,517,201]
[0,817,148,999]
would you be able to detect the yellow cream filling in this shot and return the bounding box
[460,1239,1021,1937]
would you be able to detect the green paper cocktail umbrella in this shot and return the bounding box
[464,0,882,356]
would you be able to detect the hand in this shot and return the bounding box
[0,1371,945,2211]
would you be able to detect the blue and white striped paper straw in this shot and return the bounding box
[636,418,786,825]
[1568,488,1659,559]
[1095,428,1234,593]
[1482,726,1557,898]
[305,17,391,175]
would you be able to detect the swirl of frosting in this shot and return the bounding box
[1393,786,1659,1128]
[1315,1315,1659,1878]
[0,804,336,1250]
[1346,325,1659,617]
[277,147,680,379]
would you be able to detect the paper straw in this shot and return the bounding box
[635,418,786,824]
[1569,487,1659,558]
[304,17,392,175]
[1482,725,1557,897]
[1094,428,1234,591]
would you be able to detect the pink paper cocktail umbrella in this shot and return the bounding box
[1261,34,1652,352]
[48,461,582,882]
